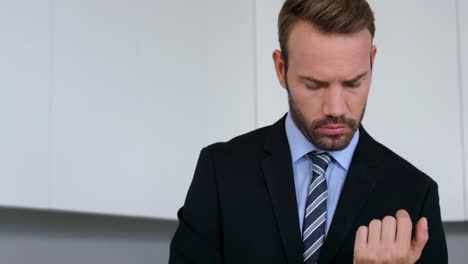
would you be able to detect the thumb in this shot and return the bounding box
[410,217,429,261]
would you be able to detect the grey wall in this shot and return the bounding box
[0,207,466,264]
[0,207,176,264]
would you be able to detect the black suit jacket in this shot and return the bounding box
[169,116,448,263]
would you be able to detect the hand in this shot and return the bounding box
[353,209,429,264]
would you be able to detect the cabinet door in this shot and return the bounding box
[50,0,255,219]
[366,0,464,221]
[0,0,50,208]
[460,0,468,221]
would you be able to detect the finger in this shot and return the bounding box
[368,219,382,246]
[396,209,412,250]
[354,226,368,252]
[381,216,397,244]
[410,217,429,260]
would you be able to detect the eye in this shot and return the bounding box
[306,84,322,90]
[344,82,360,88]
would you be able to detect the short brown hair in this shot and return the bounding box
[278,0,375,63]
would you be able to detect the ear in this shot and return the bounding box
[371,45,377,68]
[272,49,287,89]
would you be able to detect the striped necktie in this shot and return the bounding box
[303,151,332,263]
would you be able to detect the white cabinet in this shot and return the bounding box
[460,0,468,220]
[0,0,51,208]
[50,0,255,219]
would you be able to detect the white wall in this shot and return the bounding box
[0,0,467,222]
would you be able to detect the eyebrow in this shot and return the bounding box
[298,71,369,85]
[345,72,368,83]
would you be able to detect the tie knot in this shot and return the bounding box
[306,151,332,170]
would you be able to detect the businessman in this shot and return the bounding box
[169,0,448,263]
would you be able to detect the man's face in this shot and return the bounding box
[273,21,377,151]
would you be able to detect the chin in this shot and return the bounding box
[311,134,353,151]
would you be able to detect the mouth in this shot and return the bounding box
[317,125,347,136]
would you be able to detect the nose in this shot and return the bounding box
[322,85,346,118]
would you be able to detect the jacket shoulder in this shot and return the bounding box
[203,124,272,156]
[371,136,437,187]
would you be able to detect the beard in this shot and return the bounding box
[287,90,365,151]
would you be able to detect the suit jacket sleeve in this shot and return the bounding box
[416,181,448,263]
[169,146,223,264]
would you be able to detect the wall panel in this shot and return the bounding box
[0,0,51,208]
[366,0,464,221]
[50,0,255,219]
[256,0,288,127]
[459,0,468,220]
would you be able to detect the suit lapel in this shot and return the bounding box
[262,115,303,264]
[318,126,383,263]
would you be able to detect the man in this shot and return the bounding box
[169,0,448,263]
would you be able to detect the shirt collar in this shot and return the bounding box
[285,112,359,172]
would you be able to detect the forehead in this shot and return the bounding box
[287,21,373,78]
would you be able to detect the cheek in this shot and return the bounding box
[291,89,323,115]
[345,90,369,114]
